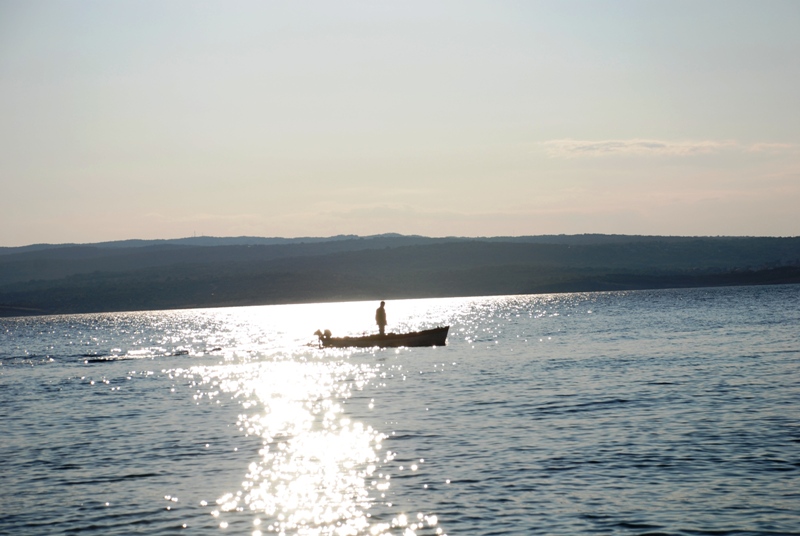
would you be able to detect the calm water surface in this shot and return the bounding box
[1,285,799,535]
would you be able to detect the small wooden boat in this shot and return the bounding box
[315,326,449,348]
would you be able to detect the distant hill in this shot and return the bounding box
[1,234,798,316]
[0,234,378,255]
[0,232,729,256]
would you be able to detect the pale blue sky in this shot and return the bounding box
[1,0,798,246]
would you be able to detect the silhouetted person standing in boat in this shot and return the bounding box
[376,301,387,335]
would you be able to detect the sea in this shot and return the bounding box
[1,284,799,536]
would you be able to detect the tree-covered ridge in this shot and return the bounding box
[1,235,798,316]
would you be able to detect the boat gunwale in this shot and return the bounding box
[316,326,449,348]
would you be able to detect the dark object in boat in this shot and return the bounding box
[314,326,449,348]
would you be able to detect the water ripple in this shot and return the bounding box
[2,287,799,535]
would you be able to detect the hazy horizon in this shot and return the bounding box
[5,231,800,251]
[2,1,799,247]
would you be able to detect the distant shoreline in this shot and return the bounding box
[2,267,798,318]
[2,234,798,317]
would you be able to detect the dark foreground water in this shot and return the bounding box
[1,285,799,535]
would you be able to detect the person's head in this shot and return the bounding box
[380,301,385,307]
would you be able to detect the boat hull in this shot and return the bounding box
[319,326,449,348]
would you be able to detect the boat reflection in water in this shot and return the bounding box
[314,326,449,348]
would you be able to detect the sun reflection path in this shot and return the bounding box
[186,359,445,536]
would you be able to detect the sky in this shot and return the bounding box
[1,0,799,246]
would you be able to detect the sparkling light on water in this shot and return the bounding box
[3,288,799,535]
[164,297,460,535]
[194,360,384,534]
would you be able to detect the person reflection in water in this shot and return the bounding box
[375,301,387,336]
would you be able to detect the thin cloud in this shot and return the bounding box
[746,142,797,153]
[540,139,795,157]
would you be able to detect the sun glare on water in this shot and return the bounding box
[182,358,443,535]
[161,299,465,534]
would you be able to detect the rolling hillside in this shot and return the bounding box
[1,235,798,316]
